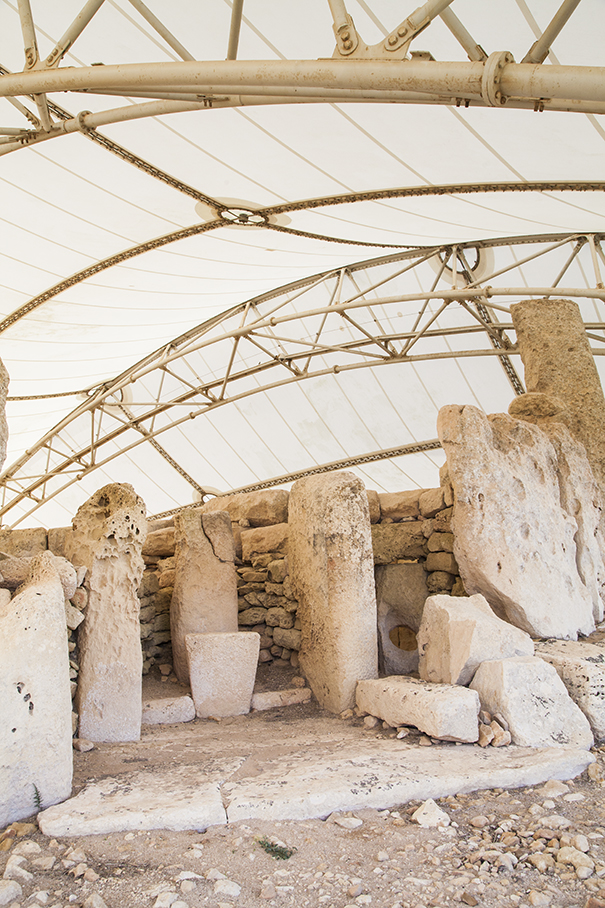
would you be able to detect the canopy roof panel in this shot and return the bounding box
[0,0,604,526]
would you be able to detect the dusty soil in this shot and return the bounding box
[3,666,605,908]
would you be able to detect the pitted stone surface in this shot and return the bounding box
[356,676,480,742]
[67,483,147,743]
[0,552,73,826]
[0,552,77,600]
[470,656,594,750]
[536,639,605,741]
[289,472,378,713]
[170,510,238,683]
[418,593,534,686]
[438,404,598,639]
[375,563,428,675]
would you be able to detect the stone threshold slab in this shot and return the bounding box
[38,741,594,836]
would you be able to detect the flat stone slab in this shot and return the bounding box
[142,696,195,725]
[38,739,593,835]
[251,688,311,711]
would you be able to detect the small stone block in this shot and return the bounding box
[251,688,311,711]
[186,632,260,718]
[142,696,196,725]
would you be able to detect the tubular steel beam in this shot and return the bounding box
[126,0,196,61]
[45,0,107,68]
[522,0,582,65]
[227,0,245,60]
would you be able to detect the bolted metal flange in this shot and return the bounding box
[481,51,514,106]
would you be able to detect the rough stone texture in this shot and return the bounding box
[356,676,480,742]
[417,593,534,686]
[47,526,74,559]
[171,510,238,683]
[536,640,605,741]
[0,552,77,599]
[438,404,599,639]
[201,490,288,527]
[419,488,445,518]
[141,696,196,725]
[186,632,259,717]
[371,523,426,565]
[511,298,605,494]
[375,563,429,675]
[289,472,378,714]
[378,490,420,520]
[0,357,7,471]
[0,552,73,826]
[251,688,311,710]
[142,528,175,559]
[366,490,381,524]
[272,626,301,650]
[66,483,147,743]
[240,524,288,561]
[470,656,594,749]
[0,527,47,558]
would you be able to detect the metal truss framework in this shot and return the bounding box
[1,0,604,158]
[1,231,605,526]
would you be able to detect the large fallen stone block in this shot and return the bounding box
[470,656,593,749]
[0,553,73,826]
[186,632,259,717]
[171,510,238,683]
[371,522,426,565]
[417,593,534,686]
[289,472,378,713]
[438,404,600,639]
[375,563,429,675]
[356,676,480,743]
[536,640,605,741]
[201,489,289,527]
[66,483,147,743]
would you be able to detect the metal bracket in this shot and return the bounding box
[332,14,359,56]
[481,51,514,107]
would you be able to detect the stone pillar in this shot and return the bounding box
[0,356,8,472]
[0,553,73,826]
[289,471,378,714]
[67,483,147,742]
[510,298,605,492]
[170,510,238,683]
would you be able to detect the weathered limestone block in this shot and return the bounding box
[378,490,421,520]
[366,490,381,524]
[0,528,47,558]
[251,688,311,710]
[66,483,147,743]
[289,472,378,714]
[0,553,77,600]
[240,524,288,561]
[417,593,534,686]
[171,510,238,683]
[201,489,288,527]
[536,640,605,741]
[371,523,426,565]
[142,527,175,559]
[470,657,593,749]
[356,677,480,743]
[425,552,458,574]
[272,626,301,650]
[511,298,605,494]
[0,553,73,826]
[47,527,74,559]
[142,696,195,725]
[186,632,259,717]
[438,404,598,639]
[419,488,445,518]
[375,563,429,675]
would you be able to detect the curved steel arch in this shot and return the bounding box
[2,231,605,526]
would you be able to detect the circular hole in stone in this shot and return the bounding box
[389,625,418,651]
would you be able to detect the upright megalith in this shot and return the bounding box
[170,510,238,683]
[289,472,378,713]
[511,298,605,493]
[0,552,73,826]
[66,483,147,742]
[438,404,602,639]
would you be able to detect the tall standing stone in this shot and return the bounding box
[438,404,600,639]
[170,510,238,683]
[511,298,605,493]
[66,484,147,742]
[289,472,378,713]
[0,553,73,825]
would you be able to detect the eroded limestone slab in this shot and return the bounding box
[201,490,289,527]
[0,553,73,826]
[171,510,238,683]
[356,676,479,742]
[536,640,605,741]
[470,656,593,750]
[67,483,147,743]
[289,472,378,713]
[438,404,598,639]
[418,593,534,686]
[375,563,429,675]
[186,632,259,717]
